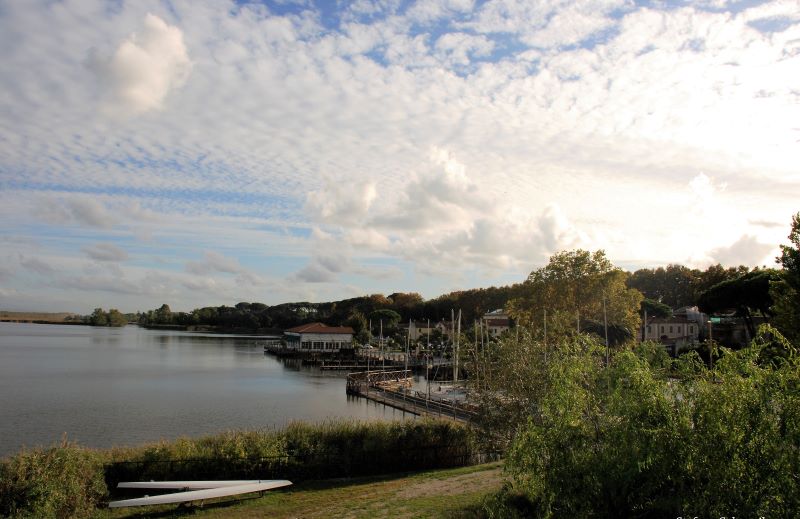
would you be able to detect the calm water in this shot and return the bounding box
[0,322,412,457]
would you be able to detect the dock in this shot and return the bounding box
[346,370,477,422]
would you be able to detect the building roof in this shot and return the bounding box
[647,317,694,325]
[284,322,354,334]
[486,318,509,327]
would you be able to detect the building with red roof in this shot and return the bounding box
[283,322,354,352]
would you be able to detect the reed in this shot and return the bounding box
[1,419,476,518]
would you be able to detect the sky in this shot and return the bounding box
[0,0,798,313]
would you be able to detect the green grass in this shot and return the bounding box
[99,462,505,519]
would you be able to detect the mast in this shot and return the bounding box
[455,309,461,384]
[427,318,431,400]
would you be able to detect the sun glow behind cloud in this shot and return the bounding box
[0,0,797,312]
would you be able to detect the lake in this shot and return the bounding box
[0,322,414,457]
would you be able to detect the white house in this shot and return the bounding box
[643,316,700,352]
[483,310,511,337]
[283,322,354,352]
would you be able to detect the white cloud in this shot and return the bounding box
[0,1,797,310]
[305,180,377,225]
[83,243,129,262]
[186,251,245,275]
[706,235,777,266]
[36,197,117,229]
[435,32,494,65]
[90,13,191,115]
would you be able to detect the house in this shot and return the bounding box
[643,316,700,354]
[434,320,454,339]
[399,321,437,341]
[483,310,511,337]
[673,306,708,332]
[283,322,354,353]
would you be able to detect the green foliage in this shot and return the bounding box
[88,307,126,327]
[88,307,108,326]
[105,419,474,485]
[507,250,642,344]
[0,442,106,519]
[106,308,127,327]
[640,298,672,318]
[494,334,800,518]
[628,263,750,309]
[698,269,779,338]
[0,420,475,517]
[369,308,402,329]
[345,310,370,344]
[772,212,800,344]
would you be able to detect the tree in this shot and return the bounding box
[107,309,127,327]
[508,250,642,344]
[368,309,401,332]
[772,212,800,344]
[641,298,673,318]
[698,269,779,339]
[499,338,800,517]
[346,310,370,345]
[89,308,108,326]
[154,304,173,325]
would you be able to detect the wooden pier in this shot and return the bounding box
[346,370,477,422]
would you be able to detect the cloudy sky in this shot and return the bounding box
[0,0,798,313]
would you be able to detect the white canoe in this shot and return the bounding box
[108,480,292,508]
[118,480,266,490]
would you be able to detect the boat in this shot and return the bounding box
[108,479,292,508]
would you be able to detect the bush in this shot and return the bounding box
[0,441,106,518]
[104,419,475,488]
[499,336,800,518]
[0,419,477,517]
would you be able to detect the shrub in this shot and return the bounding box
[500,335,800,518]
[0,441,106,518]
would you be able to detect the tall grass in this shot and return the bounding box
[0,439,106,519]
[0,419,477,518]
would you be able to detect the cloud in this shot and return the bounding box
[36,197,116,229]
[434,32,494,66]
[305,180,377,225]
[0,1,797,309]
[83,243,129,262]
[707,234,776,266]
[90,13,191,115]
[186,251,245,275]
[20,256,56,276]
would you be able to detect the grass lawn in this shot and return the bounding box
[101,461,505,519]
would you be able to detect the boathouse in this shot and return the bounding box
[283,322,354,353]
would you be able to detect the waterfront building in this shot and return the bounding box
[283,322,354,352]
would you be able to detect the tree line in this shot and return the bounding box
[134,213,800,349]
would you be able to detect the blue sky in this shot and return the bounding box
[0,0,798,313]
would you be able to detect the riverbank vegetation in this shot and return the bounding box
[132,261,757,337]
[0,420,476,518]
[464,213,800,517]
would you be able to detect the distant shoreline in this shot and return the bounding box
[0,318,89,326]
[0,319,283,336]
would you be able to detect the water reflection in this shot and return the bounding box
[0,323,407,457]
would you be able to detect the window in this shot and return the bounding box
[669,326,673,333]
[647,325,652,334]
[660,326,664,333]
